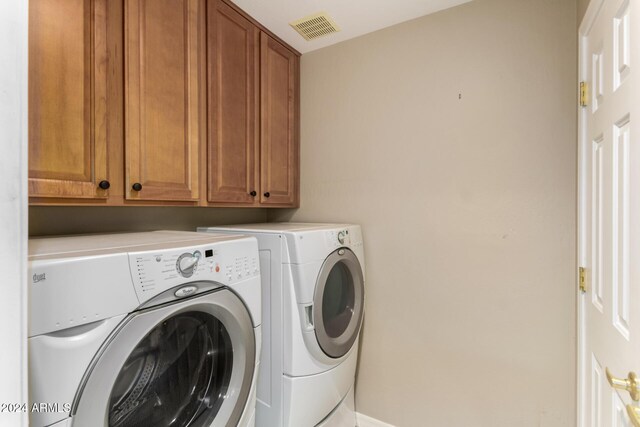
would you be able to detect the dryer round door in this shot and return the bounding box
[313,248,365,359]
[72,288,255,427]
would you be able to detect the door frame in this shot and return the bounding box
[0,1,28,426]
[577,1,607,426]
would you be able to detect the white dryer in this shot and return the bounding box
[28,231,262,427]
[198,224,365,427]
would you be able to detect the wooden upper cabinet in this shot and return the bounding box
[29,0,299,207]
[124,0,204,201]
[260,32,299,206]
[29,0,109,199]
[207,0,259,204]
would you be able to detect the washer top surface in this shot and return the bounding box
[206,222,354,234]
[29,230,248,260]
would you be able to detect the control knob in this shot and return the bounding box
[176,251,201,278]
[337,230,347,245]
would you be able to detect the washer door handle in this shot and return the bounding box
[304,304,314,330]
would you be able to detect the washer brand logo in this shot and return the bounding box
[32,273,46,283]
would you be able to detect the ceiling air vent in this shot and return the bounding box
[290,12,340,41]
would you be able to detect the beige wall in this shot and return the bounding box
[29,207,266,236]
[270,0,577,425]
[578,0,591,25]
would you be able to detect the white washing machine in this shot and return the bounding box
[198,224,365,427]
[28,231,262,427]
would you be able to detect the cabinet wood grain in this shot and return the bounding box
[124,0,204,201]
[29,0,299,208]
[29,0,109,199]
[207,0,259,204]
[260,32,299,206]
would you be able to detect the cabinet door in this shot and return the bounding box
[29,0,108,199]
[260,32,299,206]
[125,0,203,201]
[207,0,259,204]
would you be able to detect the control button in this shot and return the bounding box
[155,256,162,262]
[215,265,220,273]
[176,251,201,278]
[175,286,197,298]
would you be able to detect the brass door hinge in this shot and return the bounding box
[579,267,588,293]
[580,82,589,107]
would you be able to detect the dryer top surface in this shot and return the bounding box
[200,223,364,266]
[200,222,355,234]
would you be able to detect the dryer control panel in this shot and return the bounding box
[129,239,260,304]
[324,226,363,250]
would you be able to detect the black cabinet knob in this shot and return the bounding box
[249,190,257,197]
[132,183,143,191]
[98,180,110,190]
[264,192,270,198]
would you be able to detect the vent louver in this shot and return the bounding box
[290,12,340,41]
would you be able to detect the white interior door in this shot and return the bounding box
[579,0,640,426]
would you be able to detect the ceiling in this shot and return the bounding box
[233,0,473,54]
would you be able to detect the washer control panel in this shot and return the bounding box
[128,239,259,304]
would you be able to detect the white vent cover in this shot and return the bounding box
[290,12,340,41]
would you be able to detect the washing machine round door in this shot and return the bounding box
[72,288,255,427]
[313,248,365,358]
